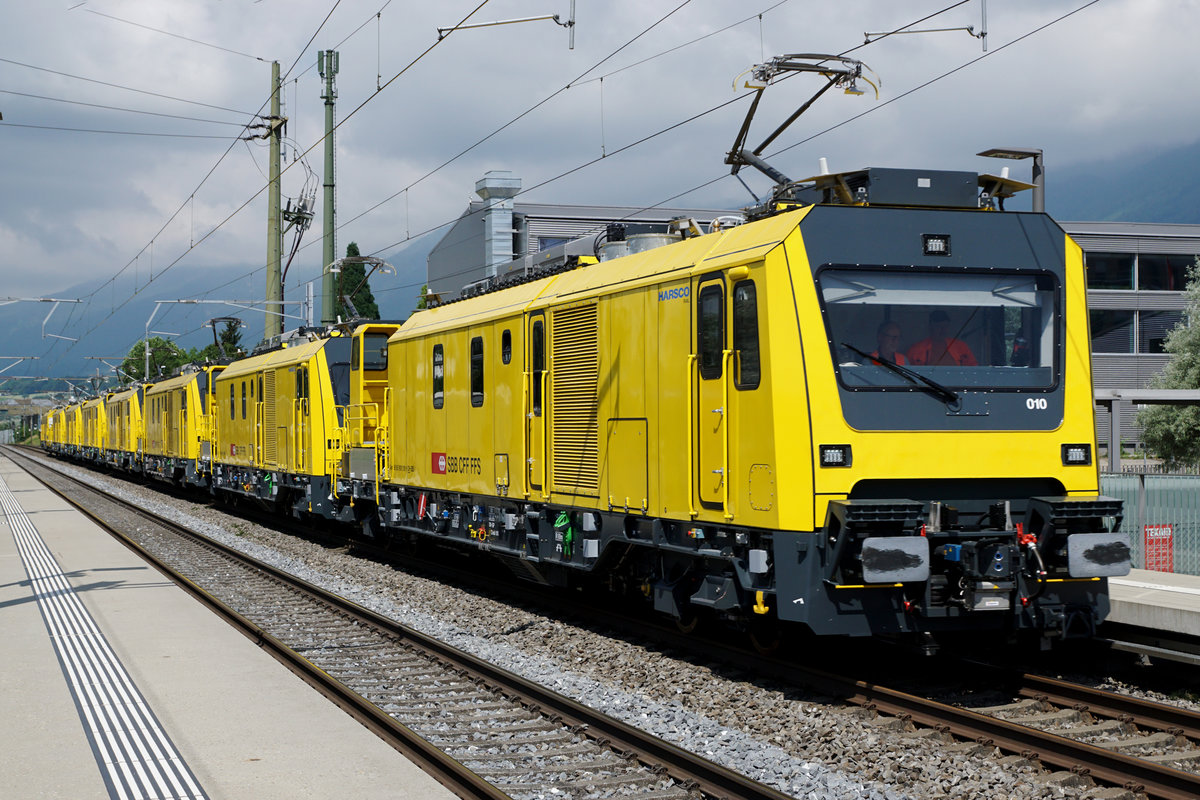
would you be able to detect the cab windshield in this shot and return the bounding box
[818,267,1058,390]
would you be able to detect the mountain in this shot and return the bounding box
[0,235,434,379]
[1048,139,1200,224]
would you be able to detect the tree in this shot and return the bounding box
[118,337,193,384]
[337,241,380,320]
[197,320,245,362]
[417,284,429,310]
[1138,259,1200,468]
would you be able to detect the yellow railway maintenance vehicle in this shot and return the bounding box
[103,385,147,472]
[361,180,1127,646]
[211,323,399,517]
[143,365,224,487]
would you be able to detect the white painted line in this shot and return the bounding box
[1,474,208,800]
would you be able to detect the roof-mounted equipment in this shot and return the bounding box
[726,53,879,199]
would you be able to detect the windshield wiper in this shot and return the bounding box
[840,342,960,405]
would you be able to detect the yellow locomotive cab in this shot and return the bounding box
[211,323,399,519]
[104,385,147,471]
[143,366,223,486]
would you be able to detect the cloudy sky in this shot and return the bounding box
[2,0,1197,372]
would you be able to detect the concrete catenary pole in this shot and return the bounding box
[265,60,284,341]
[318,51,339,325]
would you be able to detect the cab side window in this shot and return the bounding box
[698,284,724,379]
[470,336,484,407]
[432,344,444,409]
[732,280,761,389]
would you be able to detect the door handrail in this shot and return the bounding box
[721,349,734,521]
[686,354,698,518]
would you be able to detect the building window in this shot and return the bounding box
[538,236,571,252]
[1085,252,1134,290]
[1089,310,1134,353]
[432,344,444,409]
[1138,254,1195,291]
[732,280,760,389]
[1091,309,1183,354]
[1139,310,1182,354]
[470,336,484,407]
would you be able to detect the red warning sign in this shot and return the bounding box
[1144,524,1174,573]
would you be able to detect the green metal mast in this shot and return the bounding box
[265,60,284,341]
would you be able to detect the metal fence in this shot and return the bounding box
[1100,472,1200,575]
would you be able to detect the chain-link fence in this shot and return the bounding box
[1101,472,1200,574]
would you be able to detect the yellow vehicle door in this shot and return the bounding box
[694,277,729,509]
[295,365,309,474]
[525,313,547,496]
[178,389,187,458]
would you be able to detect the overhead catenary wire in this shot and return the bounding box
[81,8,269,62]
[0,89,250,127]
[327,0,700,245]
[0,122,238,139]
[0,57,257,117]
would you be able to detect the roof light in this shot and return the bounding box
[923,234,951,256]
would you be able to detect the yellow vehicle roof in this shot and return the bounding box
[217,336,328,381]
[392,207,805,339]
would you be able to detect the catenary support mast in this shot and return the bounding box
[319,51,339,325]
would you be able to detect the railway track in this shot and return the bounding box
[15,445,1200,800]
[6,447,794,800]
[823,668,1200,800]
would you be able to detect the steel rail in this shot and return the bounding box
[827,674,1200,800]
[8,446,795,800]
[1016,673,1200,742]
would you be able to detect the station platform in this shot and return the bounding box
[0,453,457,800]
[1108,568,1200,638]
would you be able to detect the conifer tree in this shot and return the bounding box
[337,241,380,320]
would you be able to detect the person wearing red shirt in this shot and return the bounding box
[906,310,977,366]
[869,321,907,365]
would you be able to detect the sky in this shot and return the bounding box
[2,0,1198,375]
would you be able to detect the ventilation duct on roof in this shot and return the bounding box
[475,171,522,276]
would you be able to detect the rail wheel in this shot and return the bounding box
[748,617,781,655]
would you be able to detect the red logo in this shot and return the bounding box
[431,452,447,474]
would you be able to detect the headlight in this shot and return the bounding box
[819,444,852,467]
[1061,444,1091,466]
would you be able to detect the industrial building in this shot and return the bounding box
[1067,221,1200,452]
